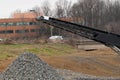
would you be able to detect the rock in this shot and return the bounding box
[1,52,63,80]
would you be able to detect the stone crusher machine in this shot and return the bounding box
[36,16,120,55]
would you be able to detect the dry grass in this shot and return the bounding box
[0,43,120,77]
[41,49,120,77]
[0,43,77,71]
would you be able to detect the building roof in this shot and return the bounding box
[12,11,43,19]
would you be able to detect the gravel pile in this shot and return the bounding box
[0,52,120,80]
[1,52,63,80]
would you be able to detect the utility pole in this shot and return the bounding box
[50,26,53,36]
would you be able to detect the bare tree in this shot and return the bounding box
[32,6,43,16]
[103,0,120,34]
[55,0,72,18]
[41,0,51,16]
[71,0,107,28]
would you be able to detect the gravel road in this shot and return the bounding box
[57,69,120,80]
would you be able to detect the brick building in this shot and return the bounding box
[0,12,83,39]
[0,12,42,39]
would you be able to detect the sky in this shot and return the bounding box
[0,0,116,18]
[0,0,77,18]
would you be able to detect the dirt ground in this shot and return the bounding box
[41,48,120,77]
[0,46,120,77]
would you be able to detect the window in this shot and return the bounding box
[29,22,37,25]
[16,22,24,26]
[15,30,29,33]
[30,29,36,32]
[0,23,7,26]
[7,23,15,26]
[24,22,30,25]
[25,30,29,33]
[0,31,5,34]
[0,22,38,27]
[29,22,33,25]
[0,30,13,34]
[30,29,39,32]
[6,30,13,34]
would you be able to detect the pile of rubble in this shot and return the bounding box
[0,52,119,80]
[0,52,63,80]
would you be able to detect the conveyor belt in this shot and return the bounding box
[36,16,120,55]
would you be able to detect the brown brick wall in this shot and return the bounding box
[0,18,40,39]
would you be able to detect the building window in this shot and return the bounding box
[16,22,24,26]
[24,22,30,25]
[15,30,29,33]
[7,23,15,26]
[25,30,29,33]
[30,29,36,32]
[6,30,13,34]
[0,22,38,27]
[0,31,5,34]
[0,30,13,34]
[29,22,37,25]
[0,23,7,26]
[30,29,39,32]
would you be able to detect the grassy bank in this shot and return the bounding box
[0,43,77,60]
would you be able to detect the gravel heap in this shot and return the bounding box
[1,52,63,80]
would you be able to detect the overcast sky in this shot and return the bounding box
[0,0,115,18]
[0,0,77,18]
